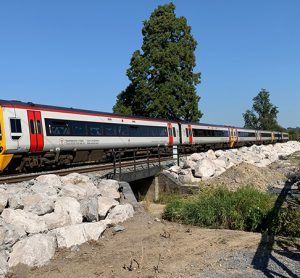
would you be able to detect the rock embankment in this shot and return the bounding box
[0,173,134,277]
[166,141,300,184]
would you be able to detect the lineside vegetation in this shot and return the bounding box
[163,186,300,237]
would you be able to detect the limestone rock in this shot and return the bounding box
[213,159,227,169]
[1,209,47,234]
[22,193,55,216]
[52,221,109,248]
[8,234,57,267]
[59,184,87,200]
[7,188,31,209]
[182,159,197,170]
[168,165,181,173]
[97,197,119,219]
[42,197,82,230]
[206,149,216,160]
[214,150,224,158]
[178,169,201,184]
[60,173,98,200]
[79,197,99,222]
[194,158,216,179]
[0,190,8,213]
[0,252,8,278]
[30,183,58,198]
[189,153,204,161]
[35,174,62,189]
[0,218,26,251]
[96,179,120,200]
[106,204,134,224]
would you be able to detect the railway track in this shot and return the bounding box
[0,156,173,184]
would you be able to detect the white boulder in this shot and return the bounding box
[194,158,216,179]
[0,219,26,251]
[7,188,31,209]
[79,197,99,222]
[8,234,57,268]
[182,159,197,170]
[22,193,55,216]
[60,173,98,200]
[189,153,205,161]
[96,179,120,200]
[206,149,216,160]
[42,197,82,230]
[214,150,224,158]
[97,196,119,219]
[0,190,8,213]
[1,209,47,234]
[0,252,8,278]
[106,204,134,224]
[52,221,109,248]
[35,174,62,189]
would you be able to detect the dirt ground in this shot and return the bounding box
[7,153,300,278]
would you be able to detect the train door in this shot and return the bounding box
[188,124,193,144]
[167,122,173,145]
[27,111,44,152]
[229,128,238,148]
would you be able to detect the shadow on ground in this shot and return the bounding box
[251,174,300,277]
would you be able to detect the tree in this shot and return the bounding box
[243,89,280,130]
[113,2,202,121]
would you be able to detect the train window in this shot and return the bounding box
[72,122,87,136]
[130,125,140,137]
[173,127,176,137]
[118,124,130,136]
[48,120,71,136]
[103,124,118,136]
[261,133,271,137]
[36,120,42,134]
[193,129,229,137]
[168,128,173,137]
[88,123,103,136]
[0,124,2,140]
[238,132,256,137]
[10,119,22,133]
[30,120,35,134]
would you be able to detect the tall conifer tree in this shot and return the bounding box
[113,3,202,121]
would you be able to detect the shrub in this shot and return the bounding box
[163,186,275,232]
[269,205,300,237]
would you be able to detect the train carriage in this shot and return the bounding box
[0,100,180,172]
[180,123,232,146]
[0,99,289,173]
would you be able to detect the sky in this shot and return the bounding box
[0,0,299,128]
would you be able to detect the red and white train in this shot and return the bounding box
[0,100,289,172]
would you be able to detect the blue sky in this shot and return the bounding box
[0,0,299,128]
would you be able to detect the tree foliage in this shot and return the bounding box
[243,89,280,130]
[113,2,202,121]
[287,127,300,141]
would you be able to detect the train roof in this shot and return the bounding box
[0,99,179,124]
[0,100,288,133]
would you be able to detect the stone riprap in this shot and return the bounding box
[166,141,300,183]
[0,173,134,276]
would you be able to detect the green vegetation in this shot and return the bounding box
[243,89,282,131]
[163,186,300,236]
[287,127,300,141]
[113,3,202,121]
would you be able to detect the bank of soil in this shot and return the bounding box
[8,153,300,278]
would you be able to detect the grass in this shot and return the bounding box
[163,186,300,236]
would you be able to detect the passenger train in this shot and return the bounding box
[0,100,289,173]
